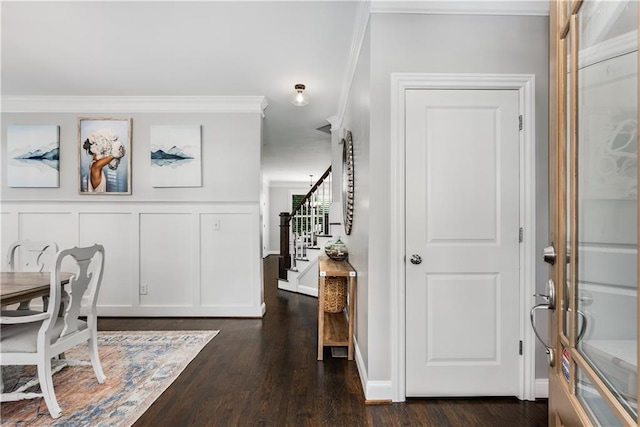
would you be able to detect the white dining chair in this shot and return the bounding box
[5,240,59,311]
[0,244,107,418]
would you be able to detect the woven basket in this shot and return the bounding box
[323,277,347,313]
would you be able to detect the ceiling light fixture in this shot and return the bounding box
[291,84,309,107]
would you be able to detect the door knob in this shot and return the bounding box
[543,244,557,265]
[410,254,422,265]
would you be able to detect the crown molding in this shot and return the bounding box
[326,115,341,132]
[333,0,548,128]
[2,95,269,117]
[370,1,549,16]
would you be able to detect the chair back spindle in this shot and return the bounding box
[7,240,59,273]
[55,246,104,338]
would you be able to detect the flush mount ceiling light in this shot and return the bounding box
[291,83,309,107]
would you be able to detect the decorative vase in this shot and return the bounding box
[324,237,348,261]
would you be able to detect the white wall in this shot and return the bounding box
[266,182,310,255]
[2,101,266,317]
[262,179,269,258]
[337,12,550,399]
[336,19,372,384]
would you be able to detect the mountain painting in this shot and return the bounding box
[8,125,60,187]
[150,125,202,187]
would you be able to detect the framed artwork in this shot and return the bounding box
[150,125,202,187]
[78,117,132,195]
[7,124,60,188]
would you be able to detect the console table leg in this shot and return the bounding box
[348,276,356,360]
[317,275,325,360]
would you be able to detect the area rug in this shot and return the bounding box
[1,330,218,426]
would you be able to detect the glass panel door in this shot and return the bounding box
[575,0,638,421]
[577,366,625,426]
[563,25,572,342]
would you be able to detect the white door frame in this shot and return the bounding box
[389,73,537,402]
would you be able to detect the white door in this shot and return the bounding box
[405,89,521,397]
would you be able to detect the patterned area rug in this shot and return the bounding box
[1,330,218,426]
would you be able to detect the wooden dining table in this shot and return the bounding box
[0,272,73,307]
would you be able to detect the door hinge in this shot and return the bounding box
[519,115,523,131]
[519,340,523,355]
[519,227,523,243]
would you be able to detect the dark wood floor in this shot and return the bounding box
[98,255,548,426]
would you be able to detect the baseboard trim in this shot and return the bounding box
[354,337,369,399]
[277,280,297,293]
[96,304,265,317]
[354,337,393,401]
[366,380,394,401]
[535,379,549,399]
[356,338,547,401]
[297,284,319,298]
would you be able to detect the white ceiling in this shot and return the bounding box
[1,1,361,184]
[1,1,550,185]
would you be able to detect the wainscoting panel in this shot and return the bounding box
[1,202,264,317]
[200,213,258,308]
[1,212,17,249]
[18,212,77,251]
[80,212,136,308]
[140,213,194,307]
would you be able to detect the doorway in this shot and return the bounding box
[405,88,520,396]
[390,73,538,401]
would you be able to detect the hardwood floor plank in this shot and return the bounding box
[98,255,548,426]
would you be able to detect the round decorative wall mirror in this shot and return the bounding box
[342,130,354,235]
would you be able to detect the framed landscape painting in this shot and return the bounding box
[150,125,202,187]
[79,117,132,195]
[7,125,60,188]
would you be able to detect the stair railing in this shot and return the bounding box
[279,166,332,280]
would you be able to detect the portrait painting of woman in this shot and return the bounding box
[79,118,131,194]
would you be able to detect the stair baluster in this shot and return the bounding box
[278,166,332,280]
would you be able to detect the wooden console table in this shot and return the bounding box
[317,256,356,360]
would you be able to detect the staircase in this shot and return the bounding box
[278,166,332,297]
